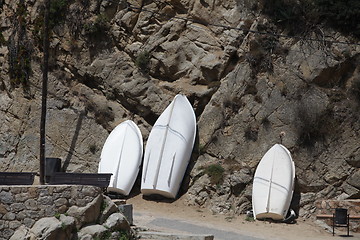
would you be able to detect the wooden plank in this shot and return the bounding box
[316,214,360,219]
[0,172,35,185]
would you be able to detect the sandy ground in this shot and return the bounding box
[126,194,360,240]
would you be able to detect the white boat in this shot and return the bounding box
[98,120,143,196]
[141,94,196,198]
[252,144,295,220]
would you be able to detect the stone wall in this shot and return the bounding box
[316,199,360,233]
[0,185,102,239]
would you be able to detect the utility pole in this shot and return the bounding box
[40,0,50,184]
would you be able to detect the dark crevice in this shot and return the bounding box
[313,55,358,88]
[112,90,159,126]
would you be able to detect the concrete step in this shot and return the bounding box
[138,231,214,240]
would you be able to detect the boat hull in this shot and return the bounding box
[98,120,143,196]
[252,144,295,220]
[141,94,196,198]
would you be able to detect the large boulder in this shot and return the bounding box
[28,215,75,240]
[9,226,32,240]
[67,195,103,229]
[103,212,130,232]
[98,195,118,224]
[77,224,108,240]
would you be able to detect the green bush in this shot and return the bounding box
[118,230,131,240]
[204,163,225,184]
[84,14,109,37]
[135,51,150,72]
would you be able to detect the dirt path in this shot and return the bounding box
[127,194,359,240]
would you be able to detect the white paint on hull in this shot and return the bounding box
[252,144,295,220]
[99,120,143,196]
[141,94,196,198]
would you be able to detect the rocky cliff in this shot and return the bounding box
[1,0,359,217]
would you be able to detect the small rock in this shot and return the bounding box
[104,212,130,232]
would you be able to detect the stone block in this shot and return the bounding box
[118,204,133,225]
[24,199,38,210]
[14,192,30,202]
[54,197,68,207]
[10,203,26,211]
[0,191,13,204]
[9,220,21,230]
[3,212,15,220]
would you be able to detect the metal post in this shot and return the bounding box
[40,0,50,185]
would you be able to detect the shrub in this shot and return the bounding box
[260,0,311,35]
[204,163,225,184]
[49,0,68,29]
[245,215,255,222]
[261,116,271,130]
[32,0,69,46]
[351,78,360,103]
[118,230,131,240]
[296,103,335,148]
[246,34,279,75]
[8,2,32,87]
[314,0,360,37]
[261,0,360,38]
[100,200,108,213]
[84,14,109,37]
[89,144,98,154]
[244,126,258,142]
[135,51,150,72]
[223,96,243,113]
[0,32,6,46]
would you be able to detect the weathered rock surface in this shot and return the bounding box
[98,195,119,224]
[67,195,103,229]
[104,212,131,232]
[1,0,360,219]
[29,216,74,240]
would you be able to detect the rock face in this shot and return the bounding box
[1,0,360,217]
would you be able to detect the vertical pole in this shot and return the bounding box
[40,0,50,185]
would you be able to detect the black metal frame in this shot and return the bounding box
[332,208,350,236]
[0,172,36,185]
[49,172,112,192]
